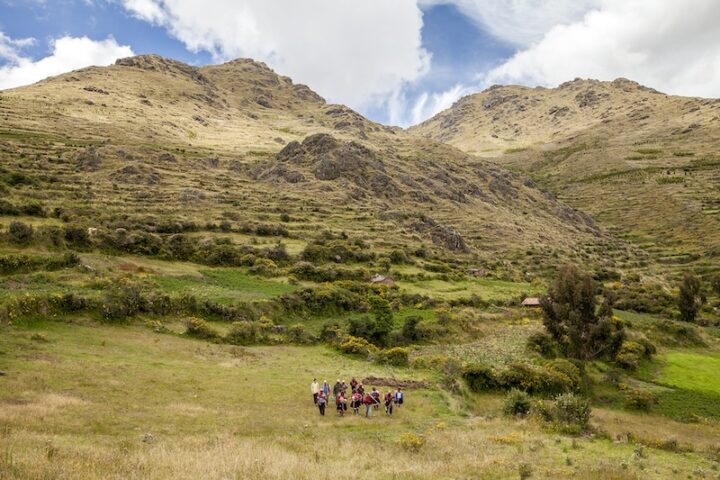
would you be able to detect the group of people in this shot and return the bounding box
[310,378,404,418]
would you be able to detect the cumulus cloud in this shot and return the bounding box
[485,0,720,98]
[0,35,133,90]
[121,0,431,111]
[419,0,601,46]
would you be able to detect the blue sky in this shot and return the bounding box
[1,1,719,126]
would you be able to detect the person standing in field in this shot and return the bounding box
[333,379,342,398]
[322,380,330,401]
[371,387,381,410]
[357,383,365,396]
[336,391,347,416]
[363,391,374,418]
[311,378,320,405]
[384,391,394,415]
[350,377,358,393]
[351,391,362,414]
[340,380,348,396]
[317,391,327,416]
[394,387,404,407]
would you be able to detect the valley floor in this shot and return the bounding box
[2,320,719,479]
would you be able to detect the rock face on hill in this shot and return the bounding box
[409,79,720,274]
[0,55,631,272]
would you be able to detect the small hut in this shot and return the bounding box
[521,297,542,308]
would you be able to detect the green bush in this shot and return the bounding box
[615,341,646,370]
[545,359,582,391]
[319,320,343,342]
[248,258,278,277]
[504,389,532,417]
[376,347,409,366]
[624,389,658,411]
[553,393,591,430]
[526,331,558,358]
[338,335,378,357]
[287,323,316,344]
[64,225,90,246]
[225,321,260,345]
[183,317,220,340]
[8,221,33,244]
[463,365,499,392]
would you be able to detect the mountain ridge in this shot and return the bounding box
[0,54,631,279]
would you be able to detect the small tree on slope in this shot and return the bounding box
[542,265,624,360]
[678,273,704,323]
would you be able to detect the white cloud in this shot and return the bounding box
[120,0,431,111]
[485,0,720,98]
[0,35,133,90]
[384,83,472,127]
[0,32,36,63]
[419,0,601,46]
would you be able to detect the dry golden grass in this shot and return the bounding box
[1,321,717,480]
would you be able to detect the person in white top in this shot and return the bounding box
[311,378,320,405]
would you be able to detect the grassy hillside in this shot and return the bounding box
[2,57,720,480]
[0,55,637,279]
[2,319,720,479]
[409,79,720,280]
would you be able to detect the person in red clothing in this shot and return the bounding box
[384,391,394,415]
[336,392,347,416]
[363,392,374,418]
[351,391,362,414]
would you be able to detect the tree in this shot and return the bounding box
[678,273,704,323]
[541,265,624,360]
[370,295,393,345]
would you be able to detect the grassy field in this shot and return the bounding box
[2,319,719,479]
[398,277,540,302]
[151,268,297,304]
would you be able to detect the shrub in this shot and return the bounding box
[225,321,260,345]
[64,225,90,246]
[527,331,558,358]
[518,463,533,480]
[624,389,658,411]
[398,432,426,453]
[102,283,146,321]
[545,359,582,392]
[347,316,376,341]
[504,389,532,417]
[615,341,646,370]
[249,258,278,277]
[401,315,422,343]
[287,323,316,344]
[463,365,499,392]
[184,317,220,340]
[376,347,409,366]
[338,335,378,357]
[51,292,89,313]
[553,393,591,430]
[8,221,33,244]
[319,321,343,342]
